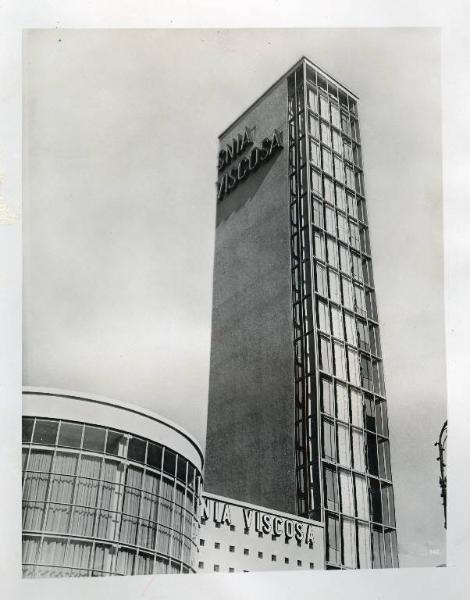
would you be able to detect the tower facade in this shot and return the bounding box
[206,57,398,569]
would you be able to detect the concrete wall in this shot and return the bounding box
[205,79,296,514]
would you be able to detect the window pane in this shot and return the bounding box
[321,377,334,416]
[350,389,363,427]
[322,419,336,462]
[342,518,356,568]
[334,342,346,379]
[331,306,343,340]
[319,337,332,373]
[328,270,341,304]
[352,429,366,472]
[355,474,369,520]
[339,245,350,274]
[357,522,372,569]
[128,437,146,463]
[324,466,339,511]
[147,442,163,470]
[313,230,325,260]
[369,478,382,522]
[336,382,349,422]
[337,423,351,467]
[315,263,328,297]
[367,434,379,476]
[317,299,330,333]
[326,237,339,268]
[342,277,354,310]
[23,418,34,443]
[339,470,354,516]
[106,430,124,456]
[322,148,333,176]
[163,449,176,477]
[33,420,58,445]
[323,177,335,204]
[83,426,106,453]
[335,184,346,211]
[58,422,83,449]
[372,526,384,569]
[326,515,340,565]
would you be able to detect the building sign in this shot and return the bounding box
[217,127,283,202]
[200,496,316,546]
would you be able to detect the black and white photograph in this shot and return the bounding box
[1,4,469,600]
[20,28,446,577]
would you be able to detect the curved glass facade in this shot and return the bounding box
[22,417,202,578]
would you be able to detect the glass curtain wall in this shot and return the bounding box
[22,417,202,578]
[288,60,398,570]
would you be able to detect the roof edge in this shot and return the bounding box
[22,386,204,465]
[218,55,359,141]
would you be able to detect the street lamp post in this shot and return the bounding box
[434,420,447,529]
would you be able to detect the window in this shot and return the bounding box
[354,284,366,316]
[311,167,322,195]
[214,542,220,549]
[317,299,330,333]
[341,112,351,137]
[381,484,396,527]
[362,258,374,286]
[348,348,360,386]
[360,227,371,254]
[357,197,368,223]
[324,205,336,235]
[200,539,205,547]
[335,184,346,211]
[319,336,332,373]
[244,548,249,555]
[321,122,331,146]
[331,103,341,128]
[344,313,357,346]
[337,423,351,467]
[198,561,204,569]
[336,382,349,422]
[332,130,343,154]
[326,237,339,268]
[343,140,353,162]
[313,229,325,261]
[229,546,235,553]
[128,437,146,463]
[310,139,321,167]
[368,436,379,478]
[357,522,372,569]
[58,422,82,449]
[337,213,348,243]
[345,164,354,189]
[258,552,263,559]
[320,94,329,119]
[341,277,354,310]
[322,148,333,175]
[83,426,106,453]
[352,430,366,473]
[373,360,385,395]
[33,420,58,445]
[353,144,362,167]
[271,555,277,562]
[350,389,363,427]
[339,245,350,274]
[324,466,339,511]
[354,474,369,520]
[365,289,377,320]
[334,156,344,183]
[357,320,370,351]
[331,306,343,340]
[342,517,357,568]
[351,253,362,281]
[372,526,384,569]
[214,564,220,572]
[285,557,290,564]
[309,114,320,139]
[361,355,373,391]
[347,193,358,220]
[326,515,341,565]
[355,171,364,195]
[334,342,347,379]
[323,419,336,462]
[349,221,360,250]
[328,269,341,304]
[315,263,328,297]
[323,177,335,204]
[376,400,389,437]
[321,377,334,416]
[308,87,318,112]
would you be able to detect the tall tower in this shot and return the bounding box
[205,57,398,569]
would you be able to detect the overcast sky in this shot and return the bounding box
[23,28,446,569]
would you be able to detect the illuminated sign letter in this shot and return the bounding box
[285,520,294,539]
[294,522,304,542]
[261,514,273,535]
[273,517,283,536]
[306,525,315,545]
[270,129,283,154]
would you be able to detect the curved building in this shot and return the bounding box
[22,388,203,578]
